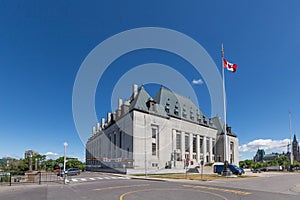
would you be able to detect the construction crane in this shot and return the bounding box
[278,143,291,153]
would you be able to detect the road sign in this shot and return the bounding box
[185,157,190,166]
[58,163,63,168]
[103,157,108,162]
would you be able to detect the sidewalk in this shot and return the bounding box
[108,171,300,195]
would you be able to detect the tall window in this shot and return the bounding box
[193,135,197,153]
[206,138,210,152]
[119,131,122,149]
[108,134,111,158]
[175,131,182,161]
[200,137,203,153]
[113,132,117,158]
[212,139,216,155]
[152,127,159,157]
[230,142,234,163]
[185,134,189,152]
[176,132,181,150]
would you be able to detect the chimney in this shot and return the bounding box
[96,122,101,132]
[121,104,129,115]
[92,126,96,135]
[133,84,138,99]
[101,118,105,129]
[118,98,123,110]
[107,112,111,124]
[112,112,116,121]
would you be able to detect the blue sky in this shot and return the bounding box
[1,0,300,161]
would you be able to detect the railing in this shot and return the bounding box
[0,171,63,186]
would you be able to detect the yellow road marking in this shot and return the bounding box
[119,188,228,200]
[94,184,149,191]
[182,184,251,195]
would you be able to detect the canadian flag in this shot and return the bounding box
[223,58,237,73]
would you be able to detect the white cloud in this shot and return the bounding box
[45,152,60,159]
[239,138,291,154]
[192,79,204,85]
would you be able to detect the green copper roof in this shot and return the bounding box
[154,86,208,124]
[126,85,234,132]
[129,86,169,118]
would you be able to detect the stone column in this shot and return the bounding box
[189,133,193,161]
[172,130,177,161]
[181,131,185,161]
[203,136,207,163]
[196,134,200,163]
[116,131,120,158]
[209,137,213,163]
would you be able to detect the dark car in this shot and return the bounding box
[57,168,80,177]
[214,163,244,175]
[66,168,80,176]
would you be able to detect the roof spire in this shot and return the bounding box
[293,134,297,143]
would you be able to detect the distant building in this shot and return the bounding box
[263,153,280,161]
[253,149,281,163]
[254,135,300,163]
[24,150,39,158]
[86,84,239,172]
[292,134,300,162]
[253,149,265,162]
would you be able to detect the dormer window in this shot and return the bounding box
[174,108,179,116]
[182,108,187,118]
[146,98,156,112]
[197,113,201,123]
[165,103,170,113]
[203,116,207,125]
[174,102,179,116]
[190,110,194,120]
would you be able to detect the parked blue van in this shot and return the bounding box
[213,163,244,175]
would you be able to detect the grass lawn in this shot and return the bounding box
[134,173,255,181]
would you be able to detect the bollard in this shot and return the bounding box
[39,172,41,185]
[9,173,11,186]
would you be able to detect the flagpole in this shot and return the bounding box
[288,110,294,166]
[221,44,231,176]
[221,44,227,163]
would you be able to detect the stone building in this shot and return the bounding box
[24,150,39,159]
[292,134,300,162]
[86,84,239,172]
[253,149,265,163]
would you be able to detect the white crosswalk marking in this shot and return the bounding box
[68,175,130,183]
[118,177,129,179]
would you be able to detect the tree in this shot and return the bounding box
[239,159,254,168]
[55,157,85,171]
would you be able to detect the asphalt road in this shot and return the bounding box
[1,172,300,200]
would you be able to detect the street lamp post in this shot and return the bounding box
[35,158,38,171]
[63,142,68,173]
[29,154,33,172]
